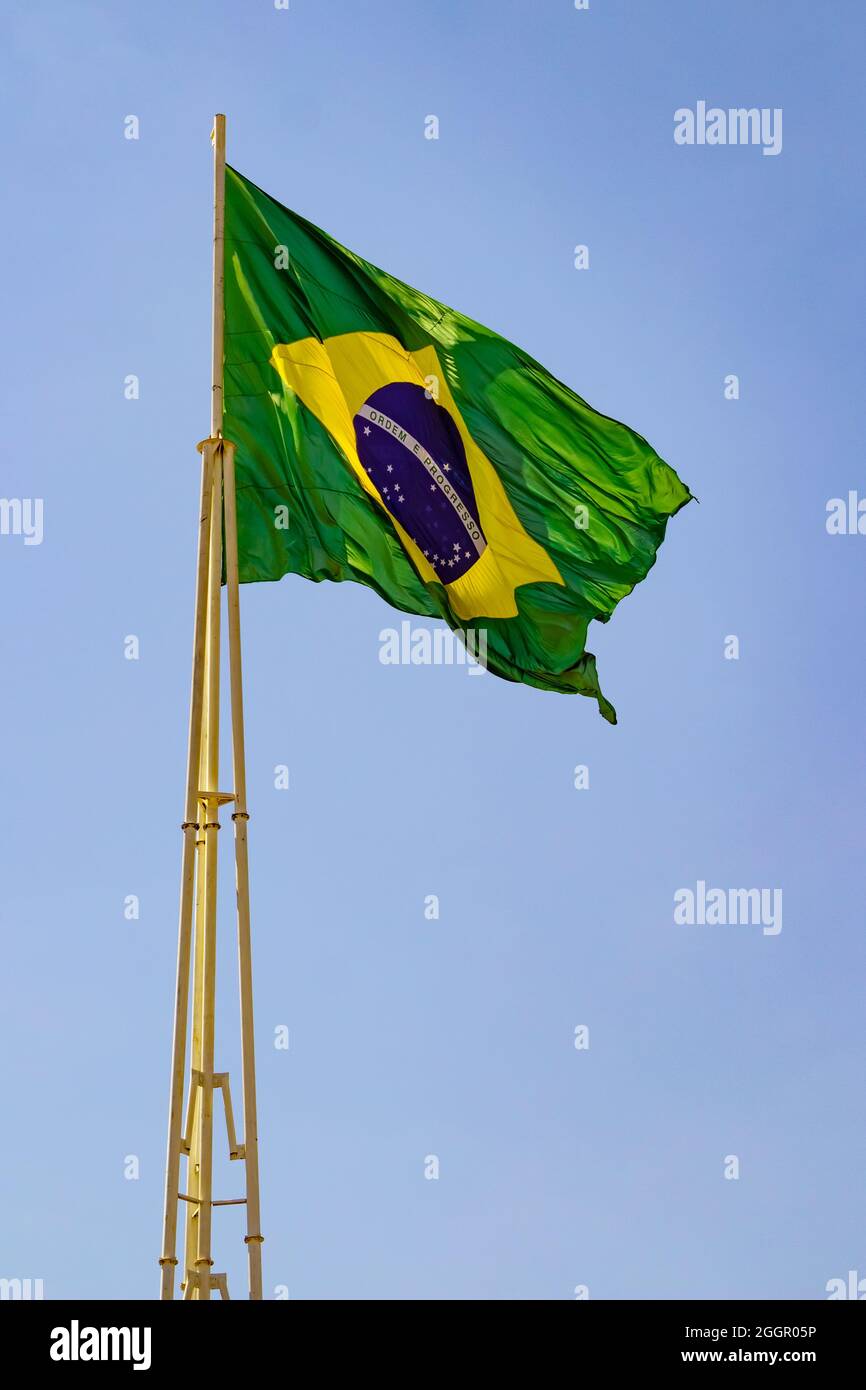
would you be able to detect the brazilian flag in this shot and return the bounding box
[224,166,691,722]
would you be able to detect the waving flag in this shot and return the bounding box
[223,165,691,721]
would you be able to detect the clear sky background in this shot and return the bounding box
[1,0,864,1301]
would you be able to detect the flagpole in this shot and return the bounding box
[158,110,226,1301]
[160,112,263,1300]
[210,113,226,440]
[223,438,265,1298]
[194,441,223,1302]
[212,109,265,1298]
[159,432,213,1301]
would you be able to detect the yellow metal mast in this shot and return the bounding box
[159,114,264,1301]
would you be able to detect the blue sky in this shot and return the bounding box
[1,0,864,1299]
